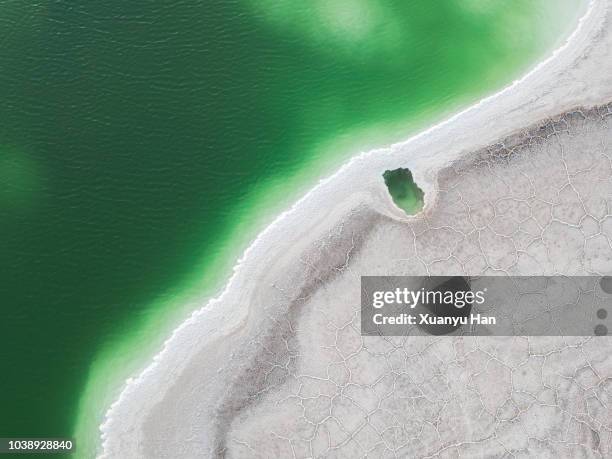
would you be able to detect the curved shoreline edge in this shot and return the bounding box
[98,0,609,455]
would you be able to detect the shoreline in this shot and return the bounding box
[98,0,609,456]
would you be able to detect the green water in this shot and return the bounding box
[0,0,580,456]
[383,169,425,215]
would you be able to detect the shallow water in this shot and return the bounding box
[383,168,424,215]
[0,0,581,454]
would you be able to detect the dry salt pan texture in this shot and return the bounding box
[100,1,612,457]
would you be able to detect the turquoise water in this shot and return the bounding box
[383,169,425,215]
[0,1,581,456]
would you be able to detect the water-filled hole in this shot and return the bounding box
[383,168,424,215]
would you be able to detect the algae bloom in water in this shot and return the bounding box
[383,168,424,215]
